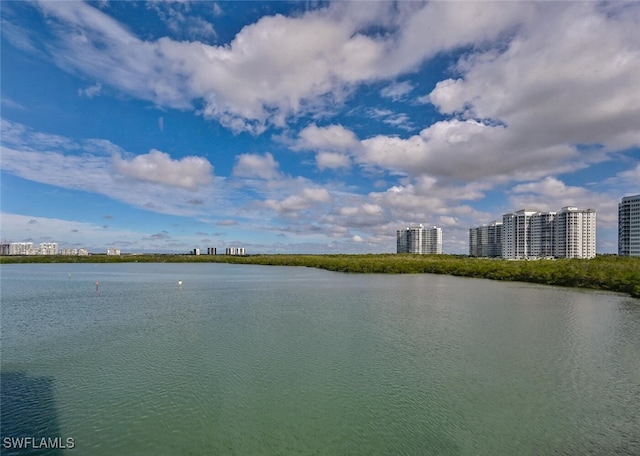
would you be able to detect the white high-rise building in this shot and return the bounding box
[530,212,556,258]
[397,225,442,254]
[8,242,34,255]
[501,207,596,259]
[469,221,503,257]
[469,229,478,257]
[619,194,640,257]
[502,210,538,259]
[554,207,596,259]
[225,247,246,255]
[39,242,59,255]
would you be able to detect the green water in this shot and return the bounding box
[1,263,639,455]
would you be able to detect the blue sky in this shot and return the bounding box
[1,1,639,254]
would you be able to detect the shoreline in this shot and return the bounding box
[1,254,639,298]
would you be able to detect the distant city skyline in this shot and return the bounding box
[1,1,639,254]
[0,240,246,256]
[1,241,61,256]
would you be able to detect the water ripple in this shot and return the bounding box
[1,264,639,455]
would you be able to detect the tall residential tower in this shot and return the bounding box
[554,206,596,259]
[502,210,539,259]
[397,225,442,254]
[469,221,503,257]
[619,194,640,257]
[499,207,596,259]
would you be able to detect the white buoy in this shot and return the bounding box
[178,279,183,288]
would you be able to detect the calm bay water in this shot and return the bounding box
[1,263,639,455]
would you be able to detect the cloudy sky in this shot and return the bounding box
[1,1,638,254]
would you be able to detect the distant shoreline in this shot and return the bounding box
[1,253,639,299]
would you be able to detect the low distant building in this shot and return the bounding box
[192,248,201,255]
[107,248,121,256]
[61,248,90,256]
[207,247,216,255]
[225,247,246,255]
[397,225,442,254]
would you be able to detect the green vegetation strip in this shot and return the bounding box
[2,254,639,298]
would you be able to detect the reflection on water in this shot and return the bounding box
[1,263,639,455]
[1,372,64,456]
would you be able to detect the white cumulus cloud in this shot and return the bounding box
[22,1,538,134]
[264,187,332,215]
[232,152,281,180]
[508,177,618,227]
[112,149,213,190]
[316,152,351,171]
[427,2,640,153]
[296,124,361,153]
